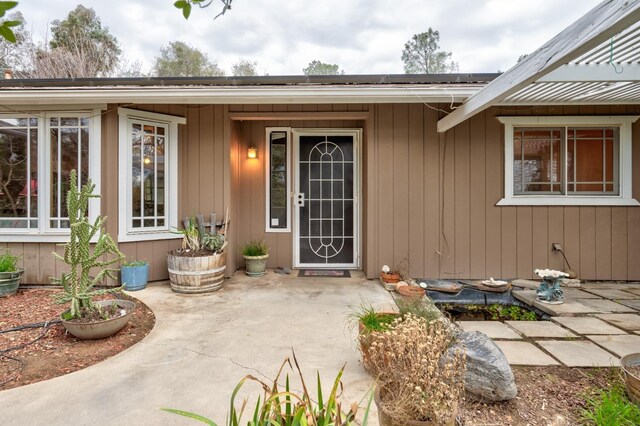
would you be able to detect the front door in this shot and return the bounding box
[293,130,360,268]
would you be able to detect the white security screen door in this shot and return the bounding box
[293,130,360,268]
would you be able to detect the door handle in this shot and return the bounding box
[295,193,305,207]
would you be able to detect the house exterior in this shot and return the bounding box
[1,1,639,285]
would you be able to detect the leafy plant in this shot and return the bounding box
[202,233,224,254]
[581,383,640,425]
[487,304,538,321]
[351,302,397,333]
[0,249,20,272]
[51,170,124,319]
[162,351,372,425]
[177,218,202,251]
[241,240,269,257]
[0,2,20,43]
[122,259,148,267]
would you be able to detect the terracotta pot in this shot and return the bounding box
[396,285,425,299]
[380,271,401,284]
[621,353,640,404]
[60,299,135,340]
[374,386,456,426]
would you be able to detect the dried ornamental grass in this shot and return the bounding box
[362,314,465,424]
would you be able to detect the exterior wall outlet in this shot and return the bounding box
[552,243,563,252]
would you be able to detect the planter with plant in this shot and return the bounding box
[167,216,228,294]
[120,259,150,291]
[361,314,465,425]
[241,240,269,277]
[0,249,24,297]
[52,170,133,340]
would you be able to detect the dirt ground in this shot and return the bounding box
[459,366,618,425]
[0,288,155,391]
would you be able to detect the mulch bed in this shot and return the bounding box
[0,288,155,391]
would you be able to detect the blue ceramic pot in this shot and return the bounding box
[121,264,149,291]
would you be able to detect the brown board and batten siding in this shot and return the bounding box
[368,103,640,281]
[5,102,640,284]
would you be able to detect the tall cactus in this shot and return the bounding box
[52,170,124,318]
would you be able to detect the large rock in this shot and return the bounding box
[449,330,517,402]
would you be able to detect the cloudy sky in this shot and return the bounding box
[17,0,603,76]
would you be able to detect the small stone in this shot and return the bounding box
[448,331,517,402]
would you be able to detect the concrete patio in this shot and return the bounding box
[0,271,391,425]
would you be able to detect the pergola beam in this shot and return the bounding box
[437,0,640,133]
[538,63,640,82]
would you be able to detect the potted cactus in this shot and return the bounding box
[120,259,149,291]
[241,240,269,277]
[0,249,24,297]
[52,170,134,340]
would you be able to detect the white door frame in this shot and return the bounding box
[292,128,362,269]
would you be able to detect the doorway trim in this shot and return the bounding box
[292,128,362,269]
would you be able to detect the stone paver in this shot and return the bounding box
[562,288,602,299]
[625,288,640,296]
[582,283,637,290]
[512,279,540,290]
[458,321,522,339]
[533,299,598,316]
[512,289,537,305]
[581,289,638,300]
[595,313,640,331]
[577,298,637,313]
[587,334,640,358]
[505,321,577,338]
[537,341,620,367]
[552,316,627,335]
[494,341,559,366]
[619,299,640,311]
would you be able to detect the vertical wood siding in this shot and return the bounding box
[7,102,640,283]
[368,103,640,281]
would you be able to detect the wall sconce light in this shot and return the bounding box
[143,157,151,165]
[247,146,257,159]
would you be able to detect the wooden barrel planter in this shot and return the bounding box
[167,251,227,294]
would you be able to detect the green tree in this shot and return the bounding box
[0,10,28,71]
[45,4,121,77]
[401,28,459,74]
[153,41,224,77]
[231,58,258,76]
[0,1,20,43]
[302,60,344,76]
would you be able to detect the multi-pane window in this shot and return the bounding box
[0,112,100,239]
[118,108,183,242]
[0,118,38,229]
[131,122,167,231]
[498,116,638,206]
[49,116,90,229]
[265,128,291,232]
[513,126,618,196]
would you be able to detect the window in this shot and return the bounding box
[265,127,291,232]
[0,111,101,241]
[498,116,639,206]
[118,108,185,242]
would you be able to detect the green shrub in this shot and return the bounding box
[0,249,20,272]
[241,240,269,257]
[202,233,225,253]
[582,383,640,425]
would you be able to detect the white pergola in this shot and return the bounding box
[438,0,640,132]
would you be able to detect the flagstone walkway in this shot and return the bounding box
[458,281,640,367]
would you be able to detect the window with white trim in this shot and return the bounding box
[0,111,101,241]
[498,116,639,206]
[265,127,291,232]
[118,108,185,242]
